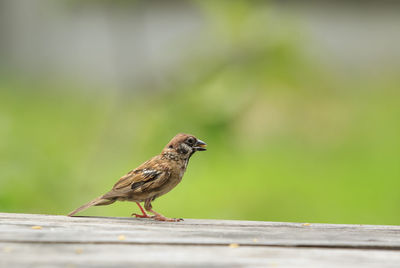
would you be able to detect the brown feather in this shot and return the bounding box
[67,196,116,216]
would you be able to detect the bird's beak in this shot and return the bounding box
[194,139,207,151]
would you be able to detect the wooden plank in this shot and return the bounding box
[1,213,400,249]
[1,243,400,268]
[1,213,400,267]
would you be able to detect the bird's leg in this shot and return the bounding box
[144,199,183,222]
[131,202,152,218]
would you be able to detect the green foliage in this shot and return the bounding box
[1,1,399,224]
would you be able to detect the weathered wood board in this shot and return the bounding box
[1,213,399,267]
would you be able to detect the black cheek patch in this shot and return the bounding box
[177,147,188,155]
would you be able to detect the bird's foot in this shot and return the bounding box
[131,213,152,219]
[152,215,183,222]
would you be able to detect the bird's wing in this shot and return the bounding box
[102,157,171,199]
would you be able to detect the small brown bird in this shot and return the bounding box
[68,133,207,222]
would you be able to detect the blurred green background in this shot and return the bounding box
[1,0,399,225]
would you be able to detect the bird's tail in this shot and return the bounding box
[67,196,116,217]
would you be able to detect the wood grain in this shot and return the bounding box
[1,213,399,267]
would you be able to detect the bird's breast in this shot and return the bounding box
[153,163,186,197]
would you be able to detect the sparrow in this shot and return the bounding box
[68,133,207,222]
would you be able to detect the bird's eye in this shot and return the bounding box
[187,138,195,145]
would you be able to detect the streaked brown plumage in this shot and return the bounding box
[68,133,207,222]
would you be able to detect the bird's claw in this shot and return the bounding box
[132,211,183,222]
[153,215,184,222]
[131,213,151,218]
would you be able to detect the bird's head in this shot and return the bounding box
[163,133,207,159]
